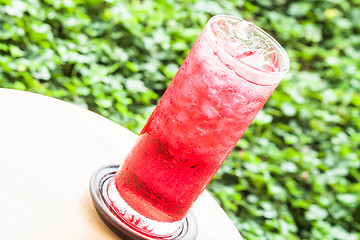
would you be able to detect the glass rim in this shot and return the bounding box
[206,15,290,79]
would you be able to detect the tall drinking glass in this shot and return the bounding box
[106,15,290,237]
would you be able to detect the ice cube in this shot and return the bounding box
[248,38,280,72]
[211,18,280,72]
[234,48,254,59]
[211,20,233,42]
[263,48,279,72]
[233,21,255,43]
[241,51,266,70]
[201,101,219,119]
[250,36,270,52]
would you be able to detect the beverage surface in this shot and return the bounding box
[114,21,280,222]
[211,18,280,72]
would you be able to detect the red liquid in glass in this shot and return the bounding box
[114,27,279,222]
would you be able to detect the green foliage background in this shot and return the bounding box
[1,0,359,239]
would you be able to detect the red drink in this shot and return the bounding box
[109,15,289,235]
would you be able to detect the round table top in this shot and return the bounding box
[0,88,242,240]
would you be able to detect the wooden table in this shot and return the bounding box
[0,89,242,240]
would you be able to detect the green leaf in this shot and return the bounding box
[337,194,358,207]
[261,202,278,219]
[305,205,328,220]
[330,226,357,240]
[280,162,297,173]
[9,45,24,57]
[32,66,50,80]
[193,1,225,15]
[281,102,297,117]
[162,63,179,79]
[288,2,312,17]
[254,110,273,124]
[125,79,147,93]
[95,98,113,108]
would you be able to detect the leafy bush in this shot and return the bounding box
[1,0,359,239]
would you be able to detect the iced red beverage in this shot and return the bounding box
[109,15,289,235]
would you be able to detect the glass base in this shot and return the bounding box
[90,165,198,240]
[104,176,183,237]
